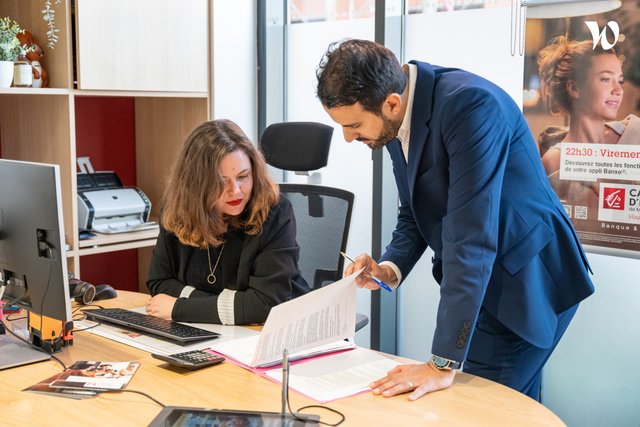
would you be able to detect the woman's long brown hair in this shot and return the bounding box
[161,119,279,248]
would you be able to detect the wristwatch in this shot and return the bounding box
[431,355,461,370]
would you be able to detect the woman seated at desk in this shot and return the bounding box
[146,119,309,325]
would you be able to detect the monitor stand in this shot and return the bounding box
[0,333,51,370]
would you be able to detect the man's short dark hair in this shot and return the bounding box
[316,39,407,114]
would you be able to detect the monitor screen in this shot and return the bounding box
[0,159,72,348]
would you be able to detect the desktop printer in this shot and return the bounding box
[77,171,153,234]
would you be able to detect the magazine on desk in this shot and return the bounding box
[23,361,140,398]
[23,371,99,400]
[48,361,141,390]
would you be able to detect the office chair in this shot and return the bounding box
[260,122,368,332]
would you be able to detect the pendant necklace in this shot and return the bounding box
[206,243,225,284]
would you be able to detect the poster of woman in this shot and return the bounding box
[523,1,640,256]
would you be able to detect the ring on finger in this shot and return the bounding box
[407,380,414,390]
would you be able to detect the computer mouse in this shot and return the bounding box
[93,284,118,301]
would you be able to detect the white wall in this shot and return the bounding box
[286,19,375,348]
[404,8,524,107]
[542,252,640,427]
[212,0,257,140]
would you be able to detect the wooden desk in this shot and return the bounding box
[0,292,565,426]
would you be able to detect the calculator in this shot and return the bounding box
[152,349,225,370]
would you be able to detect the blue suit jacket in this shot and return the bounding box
[380,61,594,363]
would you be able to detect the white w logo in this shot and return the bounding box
[585,21,620,50]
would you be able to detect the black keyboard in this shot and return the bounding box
[81,308,220,345]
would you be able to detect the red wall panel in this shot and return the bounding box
[75,97,138,291]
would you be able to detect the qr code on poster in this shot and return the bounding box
[562,204,572,218]
[574,206,588,220]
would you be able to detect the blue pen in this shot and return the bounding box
[340,252,393,292]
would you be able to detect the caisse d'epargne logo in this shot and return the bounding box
[602,187,625,210]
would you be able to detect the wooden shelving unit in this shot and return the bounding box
[0,0,211,291]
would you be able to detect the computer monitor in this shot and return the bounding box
[0,159,73,353]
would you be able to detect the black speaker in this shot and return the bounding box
[68,277,96,305]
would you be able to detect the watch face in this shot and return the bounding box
[432,356,450,369]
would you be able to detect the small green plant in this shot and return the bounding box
[42,0,62,50]
[0,17,25,62]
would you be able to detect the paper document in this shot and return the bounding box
[264,347,398,403]
[211,335,354,368]
[212,269,360,368]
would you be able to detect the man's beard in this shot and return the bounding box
[362,116,401,150]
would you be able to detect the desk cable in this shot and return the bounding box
[3,316,162,407]
[1,318,67,370]
[87,388,166,407]
[67,305,167,407]
[1,280,68,371]
[281,349,345,426]
[288,401,345,426]
[71,303,105,332]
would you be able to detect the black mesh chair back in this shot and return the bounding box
[260,122,333,172]
[280,184,354,290]
[260,121,368,331]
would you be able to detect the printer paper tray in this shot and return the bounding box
[93,222,158,235]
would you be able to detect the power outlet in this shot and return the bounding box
[36,229,50,258]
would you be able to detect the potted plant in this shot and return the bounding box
[0,17,25,88]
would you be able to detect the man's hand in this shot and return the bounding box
[369,362,456,400]
[146,294,177,320]
[343,252,397,290]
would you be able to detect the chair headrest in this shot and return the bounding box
[259,122,333,172]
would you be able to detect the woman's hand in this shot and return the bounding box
[343,253,397,290]
[146,294,177,320]
[369,362,456,400]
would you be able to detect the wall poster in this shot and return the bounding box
[523,1,640,257]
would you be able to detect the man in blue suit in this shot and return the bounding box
[316,39,594,401]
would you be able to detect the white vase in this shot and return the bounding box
[0,60,14,88]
